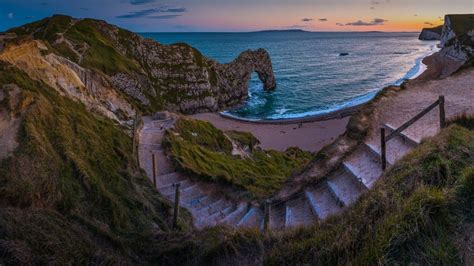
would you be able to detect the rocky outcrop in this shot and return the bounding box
[419,25,443,40]
[420,14,474,79]
[3,15,276,122]
[439,14,474,62]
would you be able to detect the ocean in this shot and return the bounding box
[141,31,439,120]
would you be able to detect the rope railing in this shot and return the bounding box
[380,95,446,170]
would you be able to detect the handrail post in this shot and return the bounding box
[152,152,157,187]
[173,183,181,229]
[380,127,387,171]
[263,200,271,233]
[439,95,446,129]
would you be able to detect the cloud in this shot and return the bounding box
[370,7,375,10]
[130,0,155,5]
[301,18,313,22]
[148,14,182,20]
[346,18,387,26]
[336,23,344,26]
[414,14,418,16]
[7,13,13,19]
[80,7,90,11]
[424,22,434,26]
[25,15,35,19]
[371,1,381,4]
[117,7,187,19]
[319,18,328,21]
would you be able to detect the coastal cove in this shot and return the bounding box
[143,31,439,121]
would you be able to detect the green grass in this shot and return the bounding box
[63,19,139,75]
[263,124,473,265]
[126,122,474,265]
[163,118,313,199]
[0,63,192,264]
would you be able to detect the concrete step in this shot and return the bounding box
[304,184,343,220]
[384,123,420,146]
[237,207,263,228]
[158,179,192,196]
[343,145,384,189]
[156,172,185,188]
[326,169,366,207]
[207,203,236,226]
[180,185,206,205]
[284,196,317,228]
[153,150,175,175]
[269,203,286,230]
[220,203,249,226]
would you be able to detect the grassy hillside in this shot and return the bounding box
[0,62,192,264]
[163,118,313,199]
[157,120,474,265]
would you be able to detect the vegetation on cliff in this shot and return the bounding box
[163,118,313,199]
[158,118,474,265]
[0,63,192,264]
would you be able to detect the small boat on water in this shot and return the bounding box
[339,52,349,56]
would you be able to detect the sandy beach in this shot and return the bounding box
[189,112,350,152]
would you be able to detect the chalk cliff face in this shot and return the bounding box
[439,14,474,63]
[1,15,276,124]
[418,25,443,40]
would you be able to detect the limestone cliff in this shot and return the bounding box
[418,25,443,40]
[420,14,474,79]
[439,14,474,63]
[1,15,276,124]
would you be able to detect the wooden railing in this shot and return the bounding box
[380,95,446,170]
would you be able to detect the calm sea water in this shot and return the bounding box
[141,32,438,120]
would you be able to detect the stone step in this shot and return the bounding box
[180,185,205,205]
[190,195,215,210]
[304,184,343,220]
[194,198,227,218]
[207,204,236,226]
[156,172,185,188]
[343,145,383,189]
[383,123,420,146]
[342,162,369,189]
[153,150,175,176]
[139,143,163,151]
[326,169,366,207]
[237,207,263,228]
[220,203,249,226]
[269,203,286,230]
[284,196,317,228]
[159,180,193,197]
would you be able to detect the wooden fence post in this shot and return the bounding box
[152,153,157,187]
[264,200,271,232]
[439,95,446,129]
[380,127,387,171]
[136,145,140,169]
[173,183,181,229]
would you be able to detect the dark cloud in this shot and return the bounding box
[80,7,90,11]
[371,1,381,4]
[336,23,344,26]
[40,2,48,5]
[319,18,328,21]
[424,22,434,26]
[414,14,418,16]
[370,6,375,10]
[148,14,182,20]
[301,18,313,22]
[346,18,387,26]
[117,7,187,19]
[130,0,155,5]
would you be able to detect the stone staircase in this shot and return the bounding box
[139,116,421,230]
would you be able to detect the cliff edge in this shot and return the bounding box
[419,25,443,40]
[2,15,276,124]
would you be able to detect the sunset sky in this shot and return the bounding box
[1,0,473,32]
